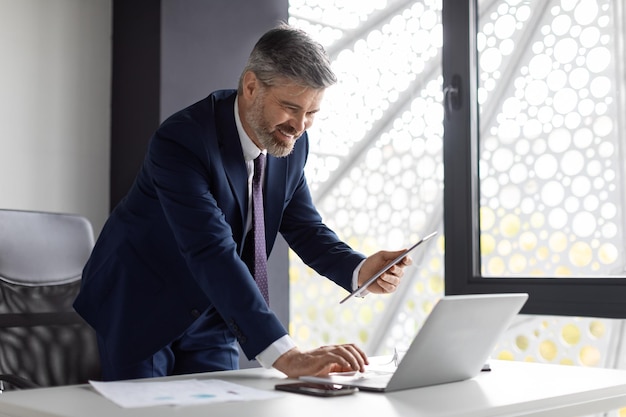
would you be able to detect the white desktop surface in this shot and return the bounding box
[1,360,626,417]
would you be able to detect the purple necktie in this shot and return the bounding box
[253,153,269,305]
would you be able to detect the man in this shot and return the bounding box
[74,24,411,381]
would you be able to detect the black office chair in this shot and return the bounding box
[0,209,100,391]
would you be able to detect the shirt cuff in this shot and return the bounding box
[256,335,297,368]
[352,258,369,297]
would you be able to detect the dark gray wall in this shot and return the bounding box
[160,1,288,119]
[110,0,290,370]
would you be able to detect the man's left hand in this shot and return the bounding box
[358,250,412,294]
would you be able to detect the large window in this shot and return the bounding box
[476,0,625,279]
[443,0,626,318]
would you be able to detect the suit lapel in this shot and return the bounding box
[213,91,288,256]
[215,94,248,245]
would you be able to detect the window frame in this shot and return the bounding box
[442,0,626,319]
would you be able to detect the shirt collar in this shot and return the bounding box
[234,96,265,162]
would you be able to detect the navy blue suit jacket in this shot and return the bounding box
[74,90,365,367]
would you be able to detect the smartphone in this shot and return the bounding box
[275,382,357,397]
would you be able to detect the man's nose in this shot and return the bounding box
[292,112,308,132]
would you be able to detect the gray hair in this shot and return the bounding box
[238,24,337,93]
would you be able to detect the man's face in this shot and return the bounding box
[243,76,325,158]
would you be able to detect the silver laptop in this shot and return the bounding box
[301,293,528,392]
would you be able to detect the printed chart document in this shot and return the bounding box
[89,378,281,408]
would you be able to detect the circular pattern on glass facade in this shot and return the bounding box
[288,2,622,391]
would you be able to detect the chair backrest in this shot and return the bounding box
[0,209,100,389]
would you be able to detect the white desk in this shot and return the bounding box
[1,360,626,417]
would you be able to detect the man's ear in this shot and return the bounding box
[241,71,259,100]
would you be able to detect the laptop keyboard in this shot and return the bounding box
[330,369,393,383]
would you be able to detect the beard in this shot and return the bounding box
[244,91,300,158]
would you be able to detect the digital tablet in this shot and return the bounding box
[339,231,437,304]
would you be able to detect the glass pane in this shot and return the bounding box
[288,0,445,354]
[477,0,626,278]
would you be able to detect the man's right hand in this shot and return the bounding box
[272,344,369,378]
